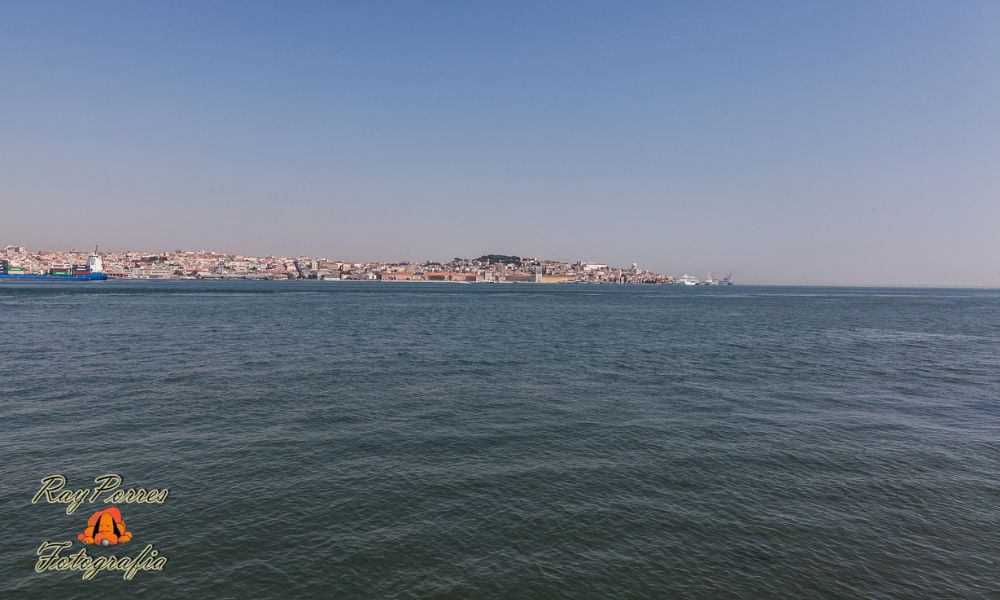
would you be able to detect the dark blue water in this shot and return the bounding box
[1,282,998,598]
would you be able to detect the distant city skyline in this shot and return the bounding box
[2,1,999,286]
[2,245,697,284]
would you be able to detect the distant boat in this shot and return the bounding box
[677,274,698,286]
[0,250,107,282]
[0,272,108,281]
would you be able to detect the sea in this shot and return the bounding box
[1,281,997,598]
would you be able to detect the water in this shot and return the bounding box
[1,281,998,598]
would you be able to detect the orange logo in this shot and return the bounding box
[77,507,133,546]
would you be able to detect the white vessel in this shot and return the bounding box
[88,247,104,273]
[677,274,698,286]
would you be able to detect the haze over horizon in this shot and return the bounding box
[2,1,998,286]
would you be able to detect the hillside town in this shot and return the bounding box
[0,245,732,285]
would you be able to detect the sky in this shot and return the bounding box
[1,1,998,285]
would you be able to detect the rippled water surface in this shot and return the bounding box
[1,281,998,598]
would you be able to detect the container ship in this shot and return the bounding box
[0,252,108,281]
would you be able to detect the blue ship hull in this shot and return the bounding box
[0,273,108,281]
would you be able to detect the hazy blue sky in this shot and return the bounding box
[2,1,998,285]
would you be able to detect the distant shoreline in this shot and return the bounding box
[4,278,998,290]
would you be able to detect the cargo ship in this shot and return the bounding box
[0,251,108,281]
